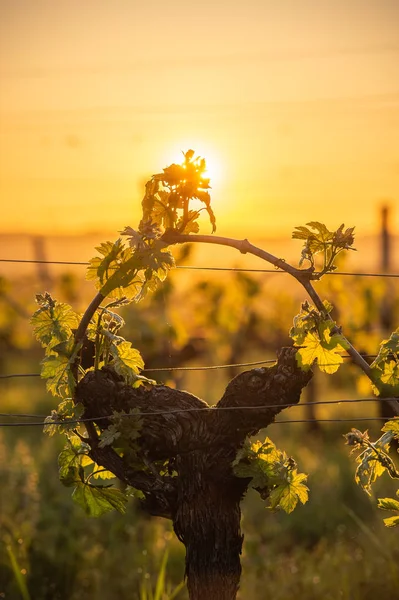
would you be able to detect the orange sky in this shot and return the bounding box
[1,0,398,238]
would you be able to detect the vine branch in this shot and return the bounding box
[162,230,399,416]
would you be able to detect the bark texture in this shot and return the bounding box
[76,346,312,599]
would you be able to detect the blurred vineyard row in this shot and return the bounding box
[1,240,399,599]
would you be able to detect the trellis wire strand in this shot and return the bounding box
[1,258,398,278]
[0,354,381,379]
[0,396,397,422]
[0,415,394,428]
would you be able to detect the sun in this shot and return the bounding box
[161,143,224,190]
[199,150,223,189]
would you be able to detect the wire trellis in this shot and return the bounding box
[0,397,397,428]
[0,353,381,380]
[1,257,399,278]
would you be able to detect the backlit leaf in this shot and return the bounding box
[382,419,399,438]
[41,354,75,397]
[269,472,309,514]
[233,437,308,513]
[382,515,399,528]
[377,496,399,512]
[31,299,79,348]
[378,493,399,527]
[295,322,349,374]
[109,340,145,385]
[72,483,127,517]
[58,443,91,487]
[91,469,116,480]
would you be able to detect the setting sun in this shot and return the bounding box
[160,143,224,190]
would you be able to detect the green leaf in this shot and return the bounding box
[91,469,116,480]
[353,431,397,493]
[43,400,84,436]
[378,494,399,527]
[332,224,356,250]
[41,354,76,397]
[292,222,355,271]
[58,444,89,487]
[355,460,384,495]
[142,151,216,233]
[72,482,127,517]
[382,515,399,527]
[109,340,145,385]
[98,424,121,448]
[31,297,80,348]
[292,222,333,254]
[99,409,143,452]
[382,419,399,438]
[176,211,200,234]
[377,496,399,512]
[295,321,349,374]
[126,486,145,500]
[87,239,143,299]
[370,329,399,395]
[269,471,309,514]
[233,437,308,513]
[380,360,399,387]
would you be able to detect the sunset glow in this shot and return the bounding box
[1,1,398,237]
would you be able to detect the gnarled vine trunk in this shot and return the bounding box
[76,347,312,599]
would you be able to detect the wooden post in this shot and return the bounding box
[32,236,52,289]
[379,204,396,420]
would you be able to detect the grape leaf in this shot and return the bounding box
[332,224,355,250]
[381,515,399,528]
[295,321,349,374]
[143,151,216,233]
[98,425,121,448]
[370,329,399,396]
[43,400,84,436]
[87,239,143,299]
[99,409,142,450]
[91,469,116,480]
[233,437,309,514]
[355,455,386,495]
[292,222,355,271]
[381,419,399,438]
[292,222,333,254]
[269,471,309,514]
[380,360,399,387]
[41,354,75,397]
[31,297,80,348]
[109,340,145,385]
[378,493,399,528]
[72,483,128,517]
[58,443,92,487]
[378,496,399,512]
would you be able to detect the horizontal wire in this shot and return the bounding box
[0,354,381,380]
[144,359,275,371]
[1,360,274,379]
[0,396,397,422]
[0,258,398,278]
[0,415,393,428]
[0,373,41,379]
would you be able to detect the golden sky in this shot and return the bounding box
[1,0,398,237]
